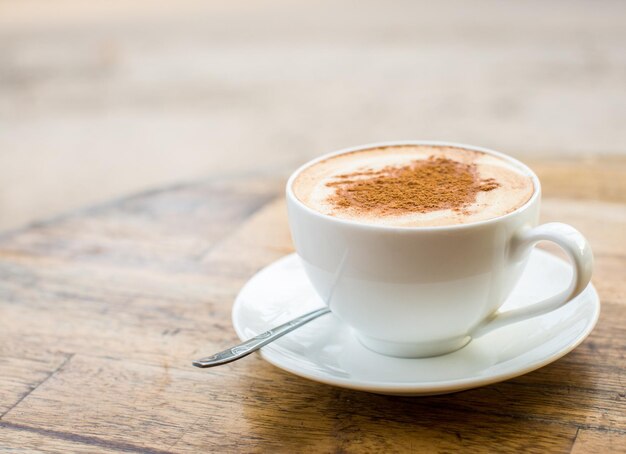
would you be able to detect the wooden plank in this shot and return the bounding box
[0,191,279,369]
[0,178,281,372]
[2,355,227,450]
[0,169,623,452]
[0,178,281,271]
[2,355,578,453]
[592,255,626,304]
[0,261,621,434]
[530,156,626,204]
[0,190,621,412]
[0,354,69,417]
[0,423,146,454]
[540,198,626,257]
[201,197,293,278]
[571,429,626,454]
[0,258,243,368]
[559,303,626,368]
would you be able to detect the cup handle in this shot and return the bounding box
[472,222,593,337]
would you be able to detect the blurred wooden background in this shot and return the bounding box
[1,0,625,231]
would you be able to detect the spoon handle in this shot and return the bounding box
[192,307,331,368]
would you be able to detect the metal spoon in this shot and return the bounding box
[192,307,331,368]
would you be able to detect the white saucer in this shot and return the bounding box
[232,249,600,396]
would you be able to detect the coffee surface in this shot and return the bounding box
[293,145,534,227]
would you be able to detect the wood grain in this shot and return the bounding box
[0,354,70,417]
[0,161,624,452]
[529,156,626,204]
[0,424,126,454]
[571,429,626,454]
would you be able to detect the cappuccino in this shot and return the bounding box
[293,145,534,227]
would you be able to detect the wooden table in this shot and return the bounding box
[0,157,624,453]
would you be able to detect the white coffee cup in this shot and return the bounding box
[286,141,593,358]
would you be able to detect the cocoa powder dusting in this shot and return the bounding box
[326,157,499,216]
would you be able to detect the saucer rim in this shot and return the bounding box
[232,250,600,395]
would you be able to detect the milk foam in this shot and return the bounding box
[293,145,535,227]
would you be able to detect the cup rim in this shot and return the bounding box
[286,140,541,232]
